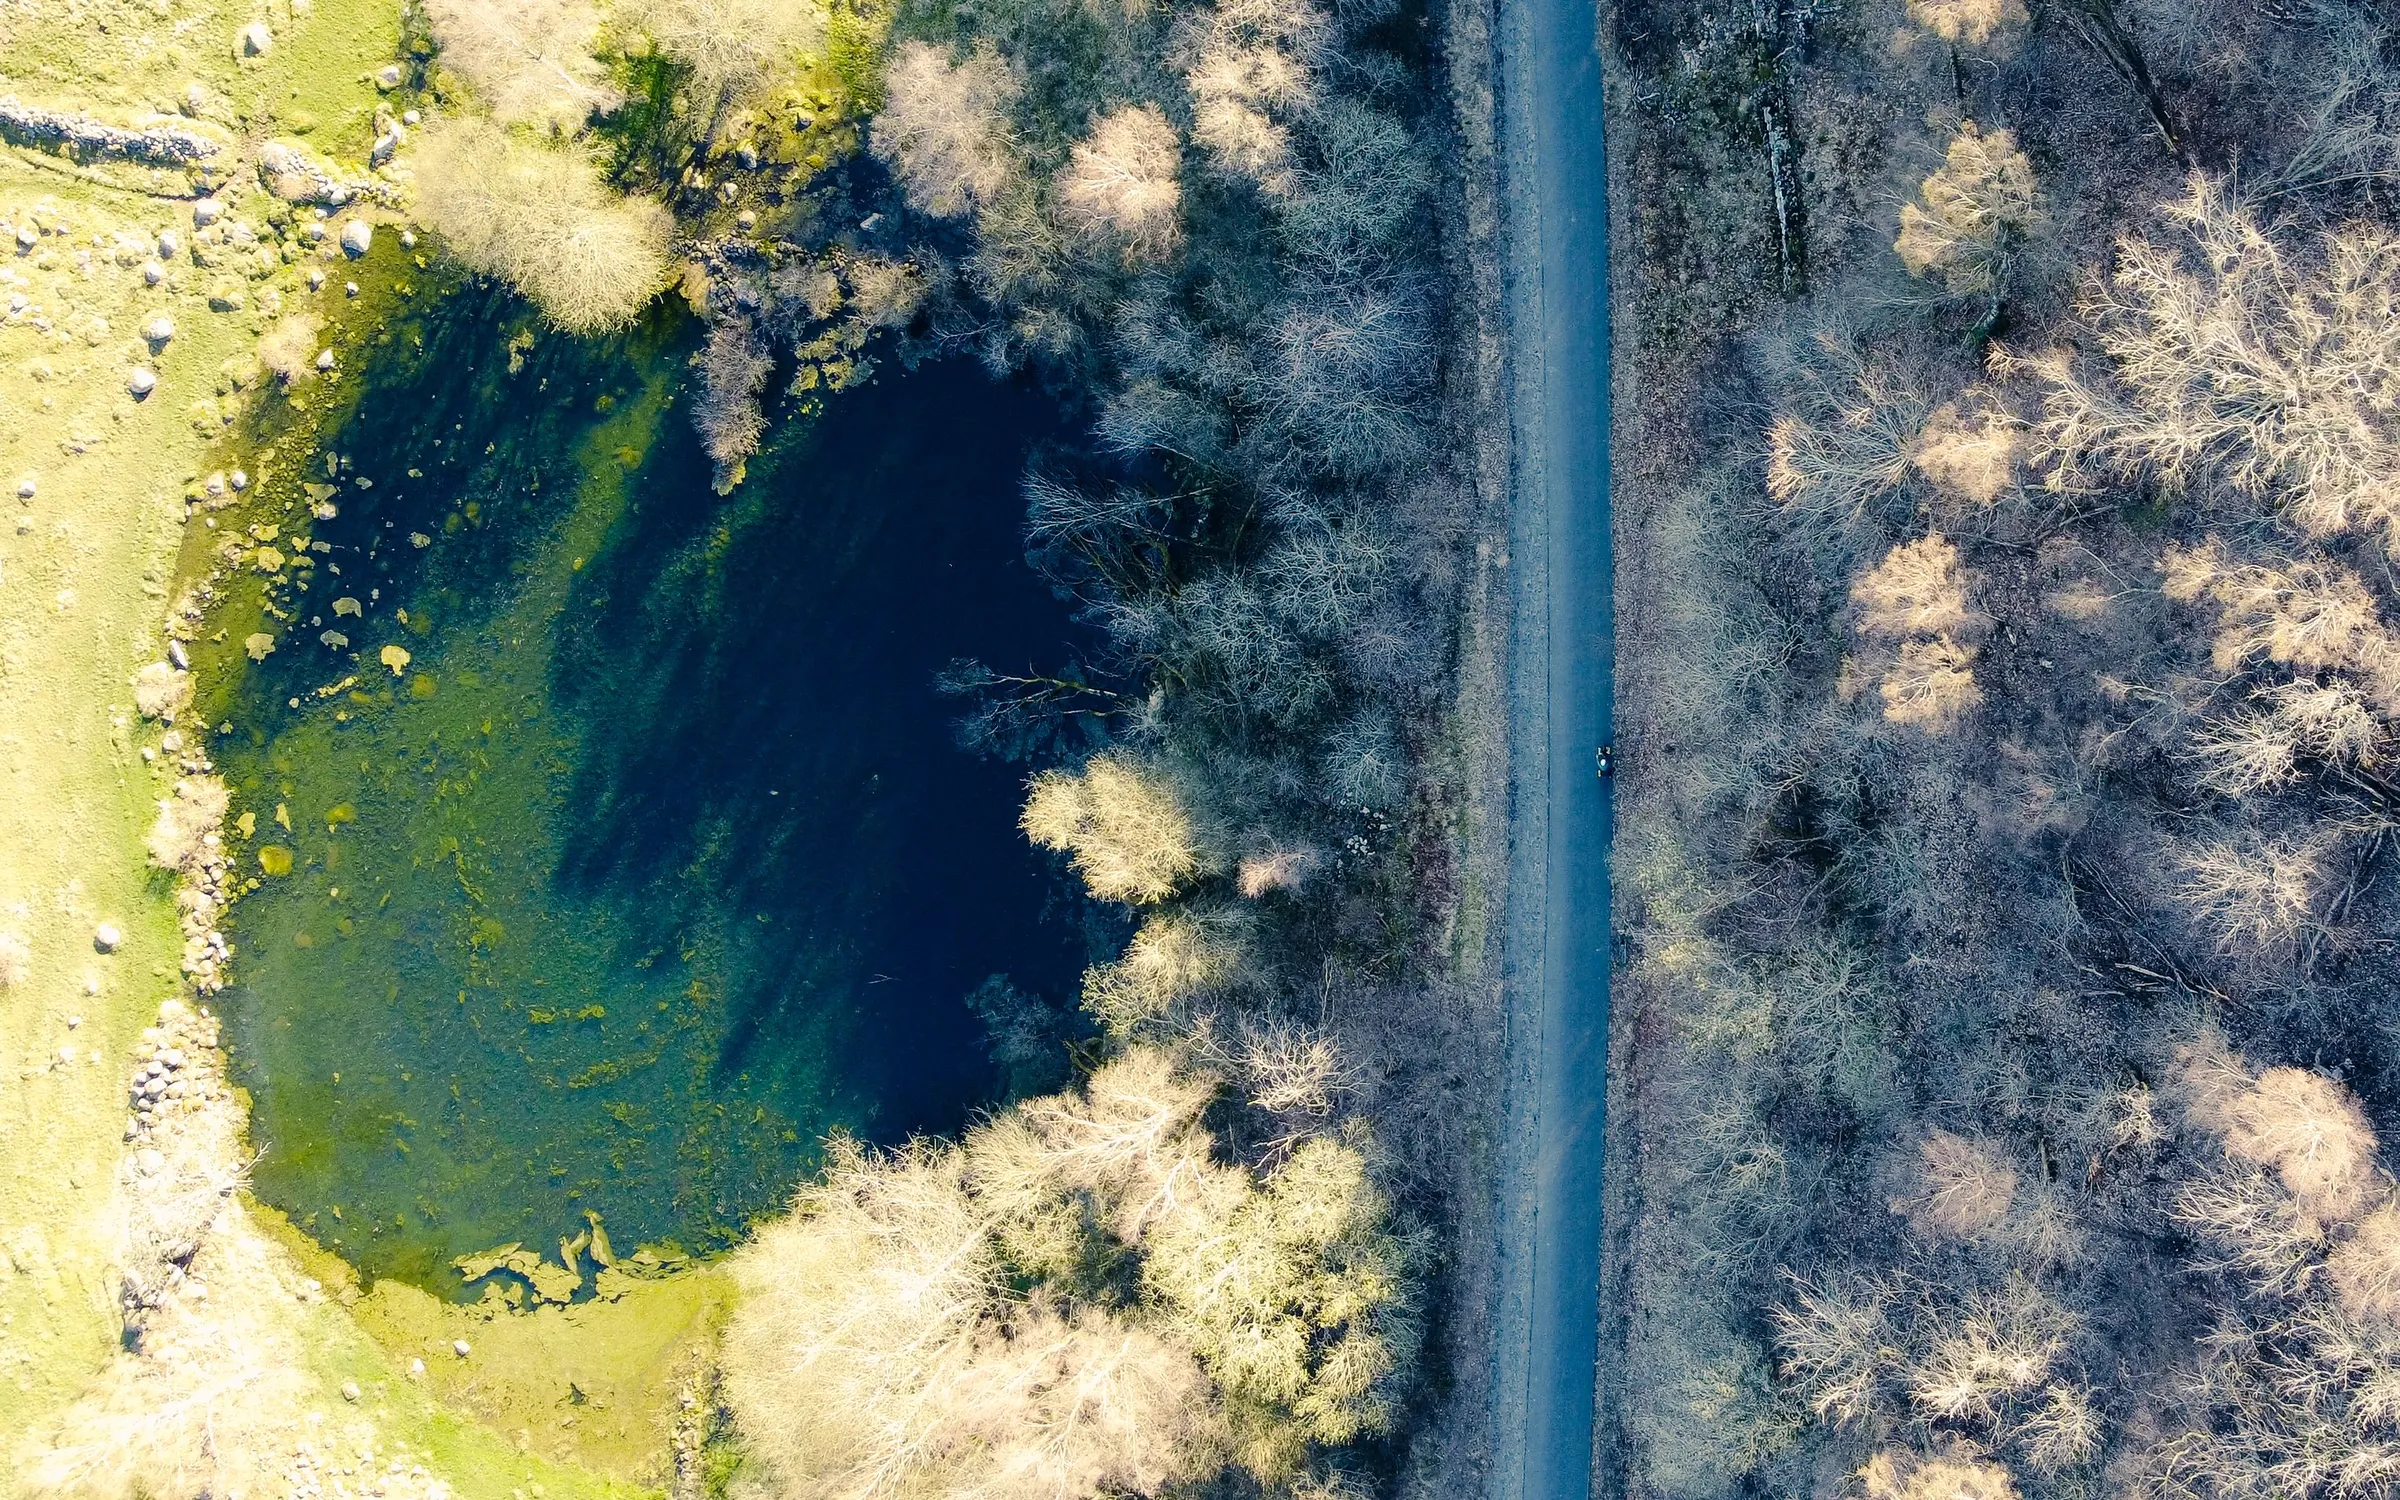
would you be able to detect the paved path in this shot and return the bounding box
[1487,0,1613,1486]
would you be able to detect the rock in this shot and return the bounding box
[339,220,372,257]
[127,367,157,397]
[452,1339,471,1358]
[402,109,421,126]
[143,315,175,343]
[343,280,359,297]
[400,229,416,249]
[184,82,208,115]
[408,1357,426,1377]
[307,268,324,290]
[16,478,32,499]
[237,22,272,55]
[191,198,222,227]
[168,638,190,669]
[14,224,36,250]
[136,1148,165,1174]
[157,229,180,257]
[0,97,224,166]
[230,468,249,491]
[94,923,123,952]
[341,1379,362,1401]
[314,348,335,372]
[375,64,402,90]
[143,261,165,285]
[370,130,401,166]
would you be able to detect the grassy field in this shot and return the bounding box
[0,0,715,1490]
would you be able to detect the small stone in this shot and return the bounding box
[143,261,165,285]
[375,64,402,89]
[191,199,222,228]
[307,268,325,290]
[402,108,421,126]
[237,21,272,55]
[339,220,372,257]
[65,1015,80,1029]
[16,478,33,499]
[93,923,123,952]
[451,1340,471,1358]
[185,82,208,114]
[137,1148,165,1174]
[344,281,359,297]
[341,1379,362,1401]
[737,210,756,231]
[399,229,416,249]
[204,472,226,495]
[408,1357,426,1377]
[315,348,336,372]
[143,315,175,343]
[158,229,181,257]
[230,469,250,491]
[13,224,36,251]
[128,368,158,397]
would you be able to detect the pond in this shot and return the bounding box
[206,289,1090,1294]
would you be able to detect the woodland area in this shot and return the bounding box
[1609,1,2400,1498]
[401,0,1498,1490]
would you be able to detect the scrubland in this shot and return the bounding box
[1605,2,2400,1497]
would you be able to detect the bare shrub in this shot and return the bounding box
[2017,1383,2102,1472]
[694,316,772,491]
[1895,123,2045,299]
[132,661,190,721]
[1905,1291,2064,1425]
[1762,328,1929,543]
[1227,1019,1351,1120]
[1235,846,1320,897]
[2191,681,2380,796]
[256,312,321,383]
[1774,1275,1898,1425]
[1057,106,1184,264]
[1905,0,2027,47]
[2219,1065,2380,1221]
[1854,535,1973,638]
[1913,401,2018,506]
[1897,1131,2018,1242]
[1179,0,1330,195]
[619,0,825,115]
[2161,539,2400,709]
[871,41,1022,220]
[2328,1205,2400,1322]
[1143,1134,1425,1478]
[414,120,672,335]
[420,0,619,129]
[1881,637,1983,728]
[1023,753,1199,904]
[1082,909,1246,1031]
[146,775,229,876]
[2019,177,2400,553]
[2172,832,2338,964]
[724,1050,1418,1496]
[1859,1448,2020,1500]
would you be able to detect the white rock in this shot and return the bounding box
[451,1339,471,1358]
[93,923,123,952]
[158,229,180,257]
[307,268,325,290]
[402,109,421,126]
[127,368,158,397]
[16,477,34,499]
[344,281,359,297]
[230,469,250,491]
[408,1357,426,1377]
[315,348,336,372]
[371,130,402,166]
[143,315,175,343]
[14,224,36,250]
[143,261,165,286]
[341,1379,362,1401]
[400,229,416,249]
[375,64,402,89]
[339,220,372,257]
[237,21,273,55]
[185,82,209,114]
[136,1148,165,1174]
[204,472,226,495]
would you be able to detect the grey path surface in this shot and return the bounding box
[1487,0,1613,1486]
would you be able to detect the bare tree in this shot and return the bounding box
[1057,106,1185,264]
[871,41,1023,220]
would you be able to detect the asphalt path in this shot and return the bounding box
[1487,0,1613,1488]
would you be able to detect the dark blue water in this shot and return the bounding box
[207,289,1087,1288]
